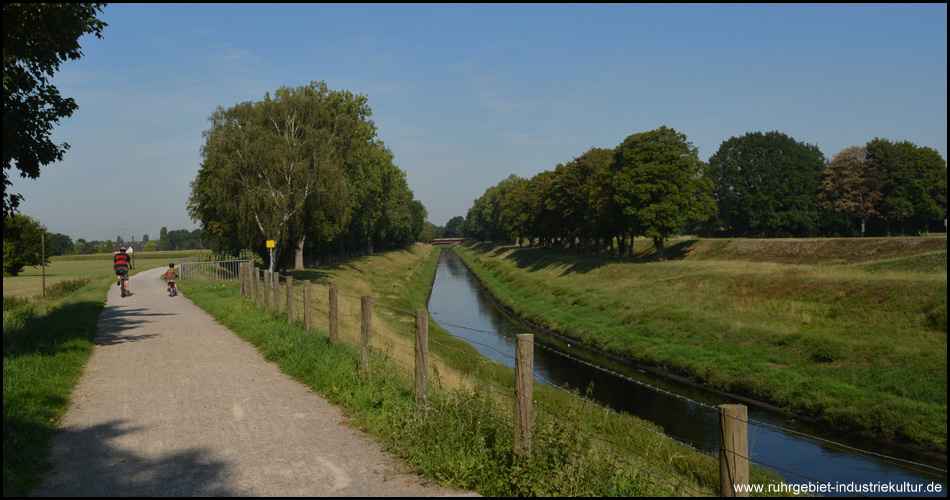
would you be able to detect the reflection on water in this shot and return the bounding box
[427,250,947,497]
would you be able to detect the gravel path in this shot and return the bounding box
[33,266,475,497]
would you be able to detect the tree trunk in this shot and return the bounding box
[654,237,665,261]
[295,235,305,270]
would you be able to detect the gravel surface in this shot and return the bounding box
[33,266,476,497]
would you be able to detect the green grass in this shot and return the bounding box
[3,250,204,299]
[453,237,948,453]
[182,244,788,496]
[3,243,789,496]
[3,277,111,497]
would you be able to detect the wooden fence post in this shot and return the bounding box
[256,269,263,309]
[304,280,312,332]
[247,263,254,299]
[360,295,372,372]
[719,404,749,497]
[272,272,279,314]
[264,272,271,314]
[415,309,429,405]
[241,264,248,298]
[329,287,339,345]
[514,333,534,459]
[243,263,249,297]
[249,265,257,304]
[286,276,294,324]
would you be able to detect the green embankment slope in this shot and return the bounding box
[454,237,947,453]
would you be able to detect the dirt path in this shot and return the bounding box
[33,266,475,497]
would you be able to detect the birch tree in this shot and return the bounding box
[190,81,355,275]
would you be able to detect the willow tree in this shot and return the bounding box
[189,81,360,274]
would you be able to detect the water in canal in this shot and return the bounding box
[427,249,947,497]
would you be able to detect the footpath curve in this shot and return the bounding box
[33,266,474,497]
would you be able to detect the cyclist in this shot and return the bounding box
[114,247,131,296]
[164,263,178,295]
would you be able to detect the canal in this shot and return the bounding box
[427,249,947,497]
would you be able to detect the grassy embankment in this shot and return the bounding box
[2,251,199,496]
[452,237,948,454]
[179,243,787,496]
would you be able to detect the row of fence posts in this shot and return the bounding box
[236,262,750,497]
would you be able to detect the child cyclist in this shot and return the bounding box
[165,263,178,295]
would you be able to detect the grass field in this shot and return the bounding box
[453,236,948,453]
[3,251,207,299]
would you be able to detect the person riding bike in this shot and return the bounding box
[114,247,131,296]
[164,263,178,295]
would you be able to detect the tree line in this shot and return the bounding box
[188,81,426,274]
[1,212,210,276]
[458,128,947,259]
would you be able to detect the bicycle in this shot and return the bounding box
[119,273,130,297]
[167,280,178,297]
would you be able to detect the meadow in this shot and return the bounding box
[453,236,948,453]
[3,250,208,298]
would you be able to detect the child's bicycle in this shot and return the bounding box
[167,280,178,297]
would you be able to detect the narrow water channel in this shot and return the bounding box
[427,249,947,497]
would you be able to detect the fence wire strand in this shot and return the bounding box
[228,261,947,494]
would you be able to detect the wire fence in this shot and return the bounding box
[190,261,949,496]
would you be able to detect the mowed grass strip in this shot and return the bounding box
[454,238,948,453]
[3,278,111,497]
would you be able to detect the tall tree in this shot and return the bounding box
[708,131,825,237]
[2,213,49,275]
[609,126,716,261]
[191,82,358,275]
[818,146,886,237]
[549,147,614,253]
[2,3,107,218]
[468,174,526,243]
[48,232,73,256]
[865,138,947,235]
[443,216,465,238]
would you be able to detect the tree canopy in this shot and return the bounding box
[2,3,107,218]
[865,138,947,236]
[465,127,715,260]
[707,131,825,237]
[189,81,425,270]
[819,146,886,237]
[609,126,715,260]
[2,213,49,276]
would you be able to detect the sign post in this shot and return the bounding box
[266,239,276,285]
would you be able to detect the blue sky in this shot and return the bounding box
[10,3,947,242]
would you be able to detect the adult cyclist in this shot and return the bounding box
[114,247,132,296]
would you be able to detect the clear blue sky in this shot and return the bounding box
[11,3,947,242]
